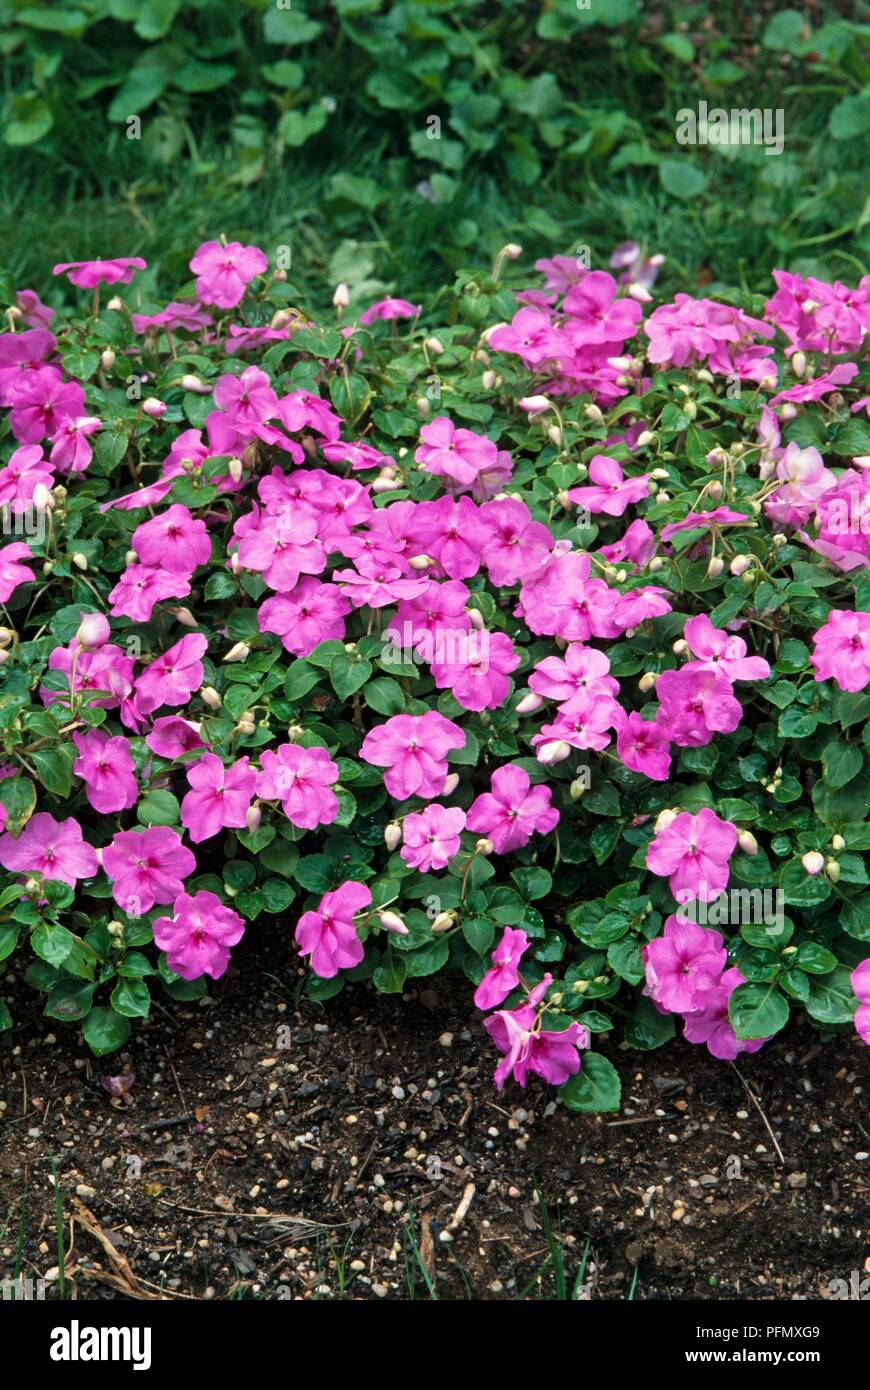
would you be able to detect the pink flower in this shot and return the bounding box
[529,644,619,702]
[682,967,768,1059]
[431,630,520,711]
[109,564,191,622]
[189,240,268,309]
[660,507,749,543]
[9,367,85,444]
[489,307,565,368]
[567,454,650,517]
[0,812,98,886]
[102,826,196,915]
[254,744,339,829]
[359,297,419,325]
[485,998,589,1090]
[642,915,728,1013]
[180,754,256,843]
[598,517,656,569]
[851,960,870,1046]
[655,667,743,747]
[413,495,488,579]
[0,542,35,602]
[810,610,870,692]
[135,633,208,714]
[612,585,672,628]
[359,712,465,801]
[682,614,771,682]
[131,301,213,334]
[416,417,499,489]
[563,270,643,345]
[616,711,672,781]
[295,881,371,978]
[480,497,553,585]
[52,257,146,288]
[153,890,244,981]
[769,362,857,408]
[646,809,737,903]
[474,927,529,1010]
[73,730,138,814]
[0,444,54,511]
[16,288,54,329]
[145,717,208,759]
[259,577,350,656]
[49,414,101,474]
[400,804,466,872]
[132,504,211,574]
[0,328,56,406]
[764,443,837,527]
[531,690,621,757]
[466,764,559,854]
[213,365,277,426]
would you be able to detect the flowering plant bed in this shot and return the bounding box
[0,242,867,1113]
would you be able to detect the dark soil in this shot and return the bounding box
[1,929,868,1302]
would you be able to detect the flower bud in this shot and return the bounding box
[0,649,8,666]
[569,777,587,801]
[500,243,522,261]
[584,403,605,425]
[431,910,457,933]
[76,612,110,650]
[100,347,116,371]
[246,804,262,834]
[516,690,544,715]
[227,457,243,483]
[378,910,408,936]
[791,351,807,379]
[467,607,485,631]
[408,553,433,570]
[518,394,553,415]
[273,267,287,283]
[106,296,124,311]
[200,686,221,710]
[654,807,680,833]
[740,569,757,585]
[705,555,724,579]
[31,482,54,512]
[772,533,787,548]
[0,627,13,647]
[825,858,840,883]
[481,369,496,390]
[71,552,88,571]
[535,739,572,765]
[648,556,663,573]
[475,837,494,856]
[651,467,670,481]
[831,833,846,852]
[235,716,256,735]
[801,851,825,876]
[636,430,656,448]
[547,425,562,447]
[672,638,687,655]
[416,396,430,418]
[107,920,125,939]
[780,402,798,421]
[424,336,445,355]
[737,830,758,856]
[372,474,402,493]
[333,282,350,309]
[638,672,657,693]
[142,397,166,418]
[223,642,250,663]
[627,282,652,303]
[684,399,698,420]
[181,373,211,394]
[384,822,402,851]
[441,772,460,797]
[729,554,752,576]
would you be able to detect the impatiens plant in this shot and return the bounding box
[0,237,866,1117]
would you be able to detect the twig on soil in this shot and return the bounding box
[607,1115,664,1127]
[446,1182,475,1232]
[72,1196,148,1299]
[729,1063,786,1166]
[136,1114,194,1133]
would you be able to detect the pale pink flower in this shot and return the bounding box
[255,744,339,829]
[181,753,257,843]
[646,808,737,903]
[259,578,350,656]
[135,634,208,714]
[153,890,244,980]
[466,764,558,854]
[643,915,727,1013]
[474,926,529,1010]
[52,257,146,288]
[400,804,466,872]
[102,826,196,915]
[295,881,371,978]
[132,503,211,574]
[73,730,138,814]
[189,240,268,309]
[567,455,650,516]
[359,712,465,801]
[810,610,870,692]
[0,812,98,886]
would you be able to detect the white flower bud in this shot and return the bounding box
[737,830,758,856]
[475,837,494,856]
[518,394,553,414]
[584,404,604,425]
[706,555,725,579]
[780,402,798,421]
[516,691,544,714]
[729,554,752,576]
[200,686,222,709]
[384,822,402,851]
[431,910,457,933]
[791,351,807,379]
[333,283,350,309]
[831,834,846,852]
[424,336,445,355]
[378,910,408,936]
[246,804,262,833]
[825,859,840,883]
[416,397,430,417]
[654,807,680,833]
[801,851,825,876]
[71,552,88,571]
[638,672,657,693]
[481,369,496,390]
[441,772,460,797]
[100,348,116,371]
[535,739,572,765]
[223,642,250,663]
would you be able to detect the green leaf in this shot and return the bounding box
[32,922,74,969]
[830,95,870,141]
[822,740,863,789]
[330,653,372,699]
[794,942,837,975]
[3,94,53,147]
[560,1054,621,1113]
[82,1006,131,1055]
[373,950,407,993]
[806,966,860,1025]
[0,1001,11,1031]
[31,746,75,798]
[728,982,790,1040]
[44,980,96,1022]
[110,978,151,1018]
[607,937,644,985]
[137,789,180,827]
[659,158,706,199]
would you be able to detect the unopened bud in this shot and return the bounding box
[416,396,430,417]
[333,282,350,309]
[384,822,402,851]
[654,807,680,833]
[228,457,243,483]
[780,402,797,421]
[547,425,562,447]
[100,348,116,371]
[569,777,587,802]
[475,838,494,856]
[516,691,544,714]
[801,851,825,876]
[142,397,166,418]
[467,607,485,631]
[627,282,652,303]
[0,627,13,648]
[831,833,846,852]
[71,552,88,571]
[441,772,460,797]
[408,553,433,570]
[737,830,758,856]
[181,373,211,394]
[172,606,197,627]
[519,394,553,415]
[31,482,54,512]
[481,369,496,390]
[648,556,663,572]
[535,739,572,765]
[825,858,840,883]
[772,533,787,548]
[500,243,522,261]
[706,555,724,579]
[791,351,807,379]
[636,430,656,448]
[200,686,222,710]
[246,804,262,833]
[107,296,124,311]
[224,642,250,663]
[424,336,445,355]
[584,404,604,426]
[672,638,687,655]
[431,910,457,933]
[729,554,752,577]
[638,672,657,693]
[378,910,408,936]
[76,612,110,649]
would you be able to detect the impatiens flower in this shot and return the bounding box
[466,764,559,854]
[413,495,488,579]
[109,563,191,622]
[135,633,208,714]
[73,730,138,814]
[0,812,98,886]
[479,497,553,585]
[563,270,643,344]
[768,361,857,408]
[8,367,85,444]
[180,753,256,843]
[15,288,54,329]
[400,804,466,872]
[0,542,35,601]
[255,743,339,829]
[189,240,268,309]
[132,503,211,574]
[49,414,101,474]
[646,808,738,903]
[485,992,589,1090]
[529,644,619,702]
[682,614,771,682]
[359,712,465,801]
[0,444,54,512]
[295,881,371,978]
[474,926,529,1010]
[153,890,244,981]
[131,301,213,335]
[259,577,350,656]
[52,257,146,288]
[567,454,650,516]
[655,666,743,747]
[102,826,196,915]
[431,629,520,711]
[642,915,728,1013]
[682,967,769,1059]
[810,610,870,692]
[851,959,870,1046]
[597,517,656,569]
[146,717,208,759]
[416,417,500,489]
[660,507,749,543]
[764,443,836,527]
[612,585,672,629]
[616,710,672,781]
[532,690,621,756]
[359,297,419,325]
